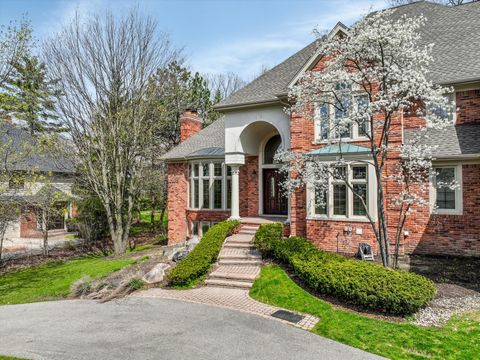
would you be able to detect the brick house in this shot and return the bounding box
[1,124,76,240]
[163,1,480,257]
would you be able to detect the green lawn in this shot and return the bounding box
[0,356,28,360]
[250,265,480,360]
[0,256,135,305]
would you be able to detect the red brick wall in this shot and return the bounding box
[404,164,480,256]
[167,163,189,245]
[288,55,480,257]
[20,209,40,238]
[240,156,259,217]
[166,157,261,245]
[456,89,480,125]
[186,210,229,223]
[180,110,202,143]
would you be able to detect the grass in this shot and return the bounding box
[0,356,28,360]
[250,265,480,360]
[0,256,135,305]
[129,210,168,236]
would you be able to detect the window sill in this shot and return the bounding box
[306,216,373,223]
[431,209,463,216]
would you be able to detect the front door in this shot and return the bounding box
[263,169,288,215]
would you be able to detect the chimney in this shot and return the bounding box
[180,107,202,143]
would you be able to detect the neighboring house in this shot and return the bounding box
[163,1,480,257]
[1,123,76,240]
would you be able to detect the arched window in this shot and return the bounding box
[264,135,281,164]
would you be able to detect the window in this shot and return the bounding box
[264,135,282,164]
[314,93,370,142]
[432,165,462,215]
[189,221,212,238]
[189,162,231,210]
[427,93,456,123]
[309,164,371,220]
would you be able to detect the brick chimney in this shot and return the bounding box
[180,107,202,143]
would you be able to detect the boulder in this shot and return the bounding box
[172,250,190,262]
[142,263,171,284]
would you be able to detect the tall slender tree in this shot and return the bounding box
[44,9,181,254]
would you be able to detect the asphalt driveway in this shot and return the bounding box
[0,298,384,360]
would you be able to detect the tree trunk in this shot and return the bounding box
[159,206,167,234]
[42,211,49,256]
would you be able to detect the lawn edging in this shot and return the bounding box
[253,223,436,315]
[167,220,239,287]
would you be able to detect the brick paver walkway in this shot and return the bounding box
[134,221,319,330]
[133,287,319,330]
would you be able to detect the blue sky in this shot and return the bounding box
[0,0,387,79]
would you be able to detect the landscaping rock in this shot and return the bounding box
[172,250,189,262]
[142,263,171,284]
[186,237,200,251]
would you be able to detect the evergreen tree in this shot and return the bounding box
[2,53,61,134]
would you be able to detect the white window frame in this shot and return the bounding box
[188,161,231,211]
[430,164,463,215]
[314,92,371,143]
[306,161,376,222]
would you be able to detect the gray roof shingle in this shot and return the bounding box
[217,1,480,109]
[161,117,225,161]
[0,124,75,174]
[405,124,480,159]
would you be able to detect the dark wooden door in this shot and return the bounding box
[263,169,288,215]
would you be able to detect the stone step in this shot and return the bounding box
[218,259,262,266]
[219,248,261,260]
[239,229,256,235]
[242,225,259,231]
[208,271,257,282]
[225,234,253,242]
[205,279,253,289]
[223,242,253,249]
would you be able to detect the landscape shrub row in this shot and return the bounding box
[253,224,436,315]
[167,220,239,287]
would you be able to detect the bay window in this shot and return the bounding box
[308,163,373,220]
[189,161,231,210]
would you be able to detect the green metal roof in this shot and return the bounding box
[306,144,370,156]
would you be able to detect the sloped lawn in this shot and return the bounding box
[250,265,480,360]
[0,256,135,305]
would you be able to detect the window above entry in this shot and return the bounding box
[314,92,370,143]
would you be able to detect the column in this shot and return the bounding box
[229,165,241,220]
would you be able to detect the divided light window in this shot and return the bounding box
[432,165,462,214]
[189,162,231,210]
[312,164,369,219]
[314,91,370,142]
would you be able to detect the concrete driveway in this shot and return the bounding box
[0,298,384,360]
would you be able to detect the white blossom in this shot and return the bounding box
[278,10,454,267]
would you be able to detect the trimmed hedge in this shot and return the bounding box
[254,223,436,315]
[167,220,239,286]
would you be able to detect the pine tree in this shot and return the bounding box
[2,53,61,134]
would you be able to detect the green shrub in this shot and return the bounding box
[167,220,239,287]
[253,222,283,256]
[256,224,436,315]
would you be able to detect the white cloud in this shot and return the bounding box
[192,0,387,79]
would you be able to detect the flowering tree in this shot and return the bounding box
[277,11,453,268]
